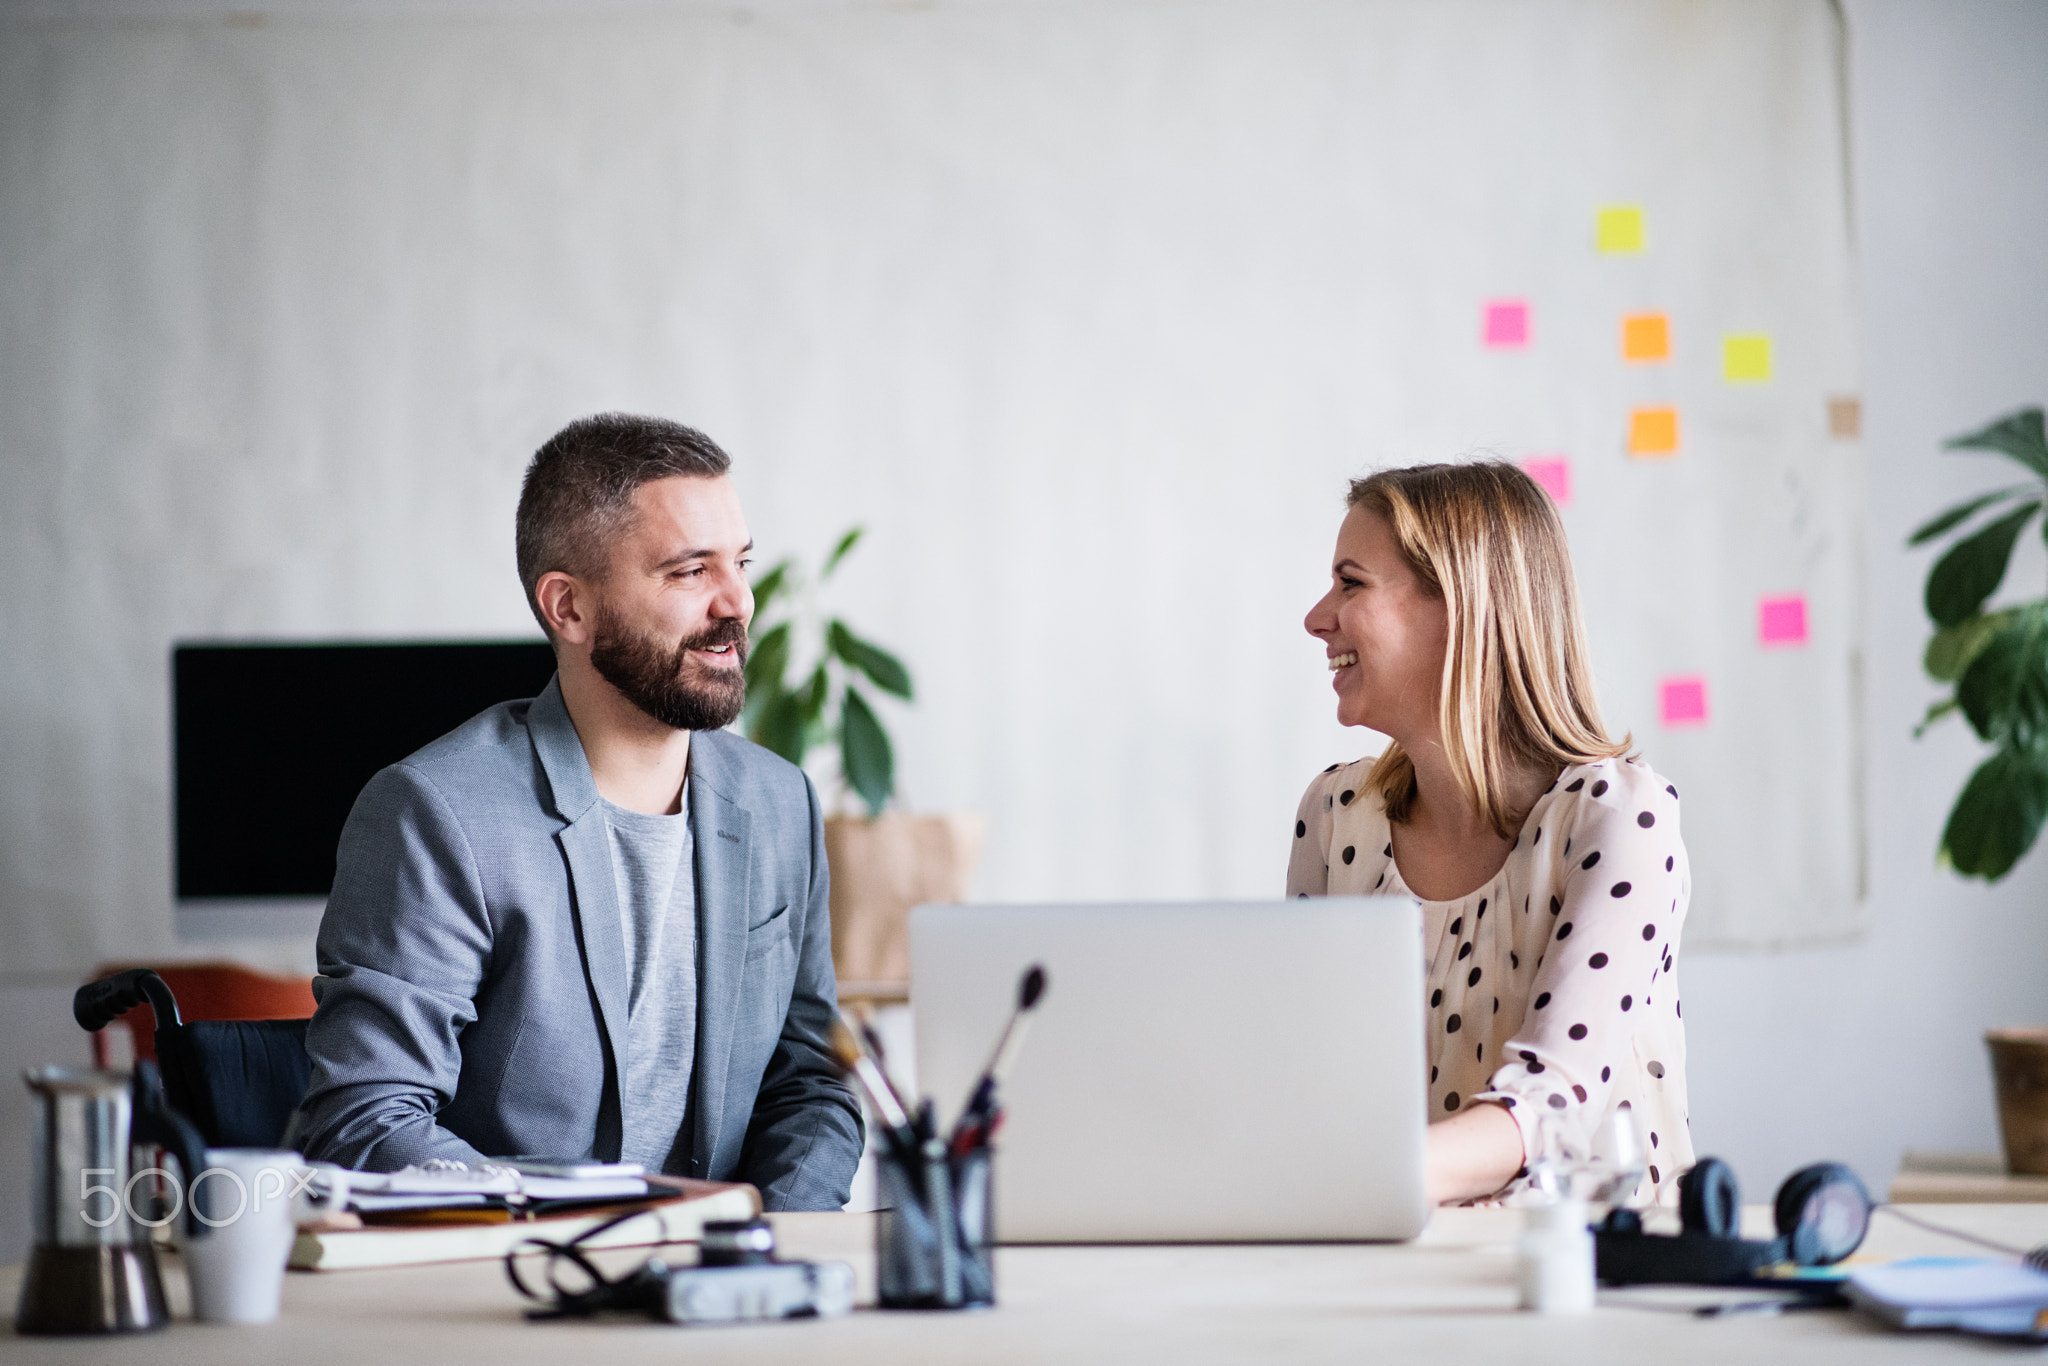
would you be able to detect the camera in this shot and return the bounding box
[650,1255,856,1324]
[649,1218,855,1324]
[511,1216,855,1326]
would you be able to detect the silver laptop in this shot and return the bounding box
[910,898,1429,1243]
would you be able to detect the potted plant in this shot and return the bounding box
[742,527,914,814]
[742,528,984,991]
[1909,404,2048,1173]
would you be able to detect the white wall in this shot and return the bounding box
[1680,0,2048,1194]
[0,0,1866,970]
[1,0,2046,1263]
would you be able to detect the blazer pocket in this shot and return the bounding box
[746,903,794,950]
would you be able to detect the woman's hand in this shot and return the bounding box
[1425,1100,1524,1205]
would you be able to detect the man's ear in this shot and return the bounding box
[536,571,596,647]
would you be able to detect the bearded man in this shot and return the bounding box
[296,415,863,1209]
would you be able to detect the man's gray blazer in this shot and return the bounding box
[296,676,863,1211]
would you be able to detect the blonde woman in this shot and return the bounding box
[1289,462,1692,1207]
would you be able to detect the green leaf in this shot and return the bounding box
[1907,486,2032,547]
[821,527,864,580]
[1946,407,2048,480]
[1913,697,1961,738]
[1924,501,2041,626]
[797,663,831,732]
[1957,611,2048,746]
[743,621,792,697]
[827,620,914,700]
[839,684,894,816]
[749,559,795,624]
[1940,745,2048,881]
[748,688,811,767]
[1924,611,2010,683]
[740,621,791,734]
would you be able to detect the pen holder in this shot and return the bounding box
[876,1140,994,1309]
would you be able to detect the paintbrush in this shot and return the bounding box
[828,1017,921,1163]
[855,1013,916,1127]
[948,964,1048,1155]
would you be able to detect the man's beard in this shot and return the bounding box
[588,607,749,732]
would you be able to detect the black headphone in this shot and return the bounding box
[1593,1156,1872,1286]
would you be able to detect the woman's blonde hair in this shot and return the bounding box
[1349,461,1628,837]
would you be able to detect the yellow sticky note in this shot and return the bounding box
[1597,205,1644,254]
[1629,406,1679,456]
[1622,312,1670,362]
[1724,334,1772,382]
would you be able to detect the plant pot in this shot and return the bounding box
[824,812,987,987]
[1985,1029,2048,1174]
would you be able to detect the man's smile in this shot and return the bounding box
[694,641,742,668]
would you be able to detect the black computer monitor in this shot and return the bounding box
[172,640,556,937]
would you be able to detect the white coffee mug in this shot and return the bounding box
[179,1148,345,1325]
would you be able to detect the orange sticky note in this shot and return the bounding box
[1622,313,1670,362]
[1628,407,1679,456]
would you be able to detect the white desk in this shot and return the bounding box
[1891,1151,2048,1203]
[7,1204,2045,1363]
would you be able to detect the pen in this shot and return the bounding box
[1694,1296,1836,1318]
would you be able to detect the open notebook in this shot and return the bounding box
[289,1178,762,1271]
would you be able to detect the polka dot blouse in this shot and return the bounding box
[1287,753,1694,1204]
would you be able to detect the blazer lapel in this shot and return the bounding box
[527,677,632,1160]
[687,731,754,1175]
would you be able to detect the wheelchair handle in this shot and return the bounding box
[73,968,183,1032]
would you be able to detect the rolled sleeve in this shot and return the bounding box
[296,763,495,1171]
[1474,776,1685,1169]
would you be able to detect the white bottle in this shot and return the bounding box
[1517,1197,1596,1314]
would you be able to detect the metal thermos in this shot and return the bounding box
[15,1066,169,1335]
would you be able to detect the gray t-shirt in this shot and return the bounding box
[601,786,699,1173]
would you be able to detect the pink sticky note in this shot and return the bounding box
[1483,300,1529,349]
[1522,456,1571,506]
[1758,594,1809,646]
[1659,677,1708,727]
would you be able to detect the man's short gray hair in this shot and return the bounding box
[515,413,732,635]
